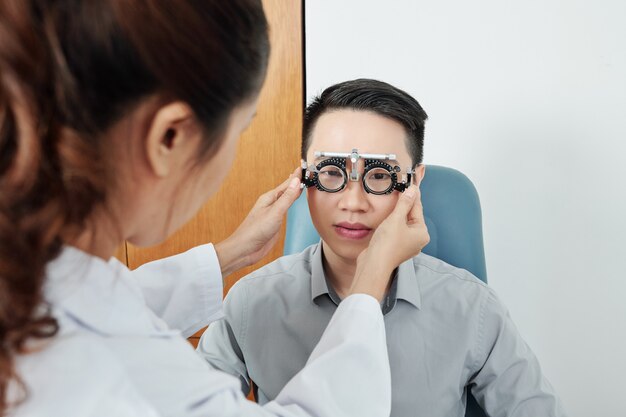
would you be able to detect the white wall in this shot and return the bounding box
[305,1,626,415]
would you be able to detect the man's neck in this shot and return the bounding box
[321,242,357,299]
[321,241,395,300]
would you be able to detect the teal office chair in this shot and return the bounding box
[283,165,488,417]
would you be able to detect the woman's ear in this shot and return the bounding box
[144,101,196,178]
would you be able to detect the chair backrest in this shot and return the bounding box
[283,165,488,417]
[284,165,487,282]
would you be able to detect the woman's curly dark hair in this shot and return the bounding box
[0,0,269,412]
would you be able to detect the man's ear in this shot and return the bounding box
[413,164,426,186]
[145,101,195,178]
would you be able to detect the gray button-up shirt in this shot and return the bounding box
[197,243,565,417]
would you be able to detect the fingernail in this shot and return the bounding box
[289,177,300,189]
[404,187,416,198]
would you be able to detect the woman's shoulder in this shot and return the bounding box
[11,331,159,417]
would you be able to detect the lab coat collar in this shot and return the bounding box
[310,242,422,310]
[45,246,177,337]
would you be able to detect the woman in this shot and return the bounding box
[0,1,429,416]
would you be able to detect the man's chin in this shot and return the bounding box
[323,239,369,263]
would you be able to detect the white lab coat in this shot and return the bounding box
[9,244,391,417]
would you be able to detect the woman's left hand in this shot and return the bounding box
[215,167,302,278]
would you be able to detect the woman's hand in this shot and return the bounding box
[215,167,302,278]
[349,183,430,300]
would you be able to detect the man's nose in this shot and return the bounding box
[337,179,369,212]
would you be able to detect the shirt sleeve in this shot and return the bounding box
[270,294,391,417]
[191,293,391,417]
[196,289,251,395]
[469,289,567,417]
[131,244,224,338]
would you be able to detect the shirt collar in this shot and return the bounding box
[45,246,177,337]
[310,242,329,301]
[310,242,422,311]
[396,256,422,309]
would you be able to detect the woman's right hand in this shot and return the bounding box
[349,184,430,301]
[215,167,302,278]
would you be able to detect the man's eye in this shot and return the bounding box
[371,172,391,181]
[322,170,342,177]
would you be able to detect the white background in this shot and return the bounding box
[305,1,626,415]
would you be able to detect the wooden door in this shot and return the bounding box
[118,0,303,348]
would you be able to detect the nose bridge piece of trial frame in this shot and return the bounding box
[314,148,397,182]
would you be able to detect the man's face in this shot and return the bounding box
[306,109,416,263]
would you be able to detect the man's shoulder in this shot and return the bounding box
[410,253,498,324]
[227,244,317,296]
[412,252,489,292]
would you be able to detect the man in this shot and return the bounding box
[197,79,566,416]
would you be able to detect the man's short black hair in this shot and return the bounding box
[302,79,428,165]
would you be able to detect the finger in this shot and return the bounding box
[276,164,304,201]
[259,165,303,206]
[391,184,418,219]
[289,165,301,180]
[408,186,426,225]
[256,173,298,208]
[268,177,302,216]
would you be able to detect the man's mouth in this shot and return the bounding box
[333,222,372,240]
